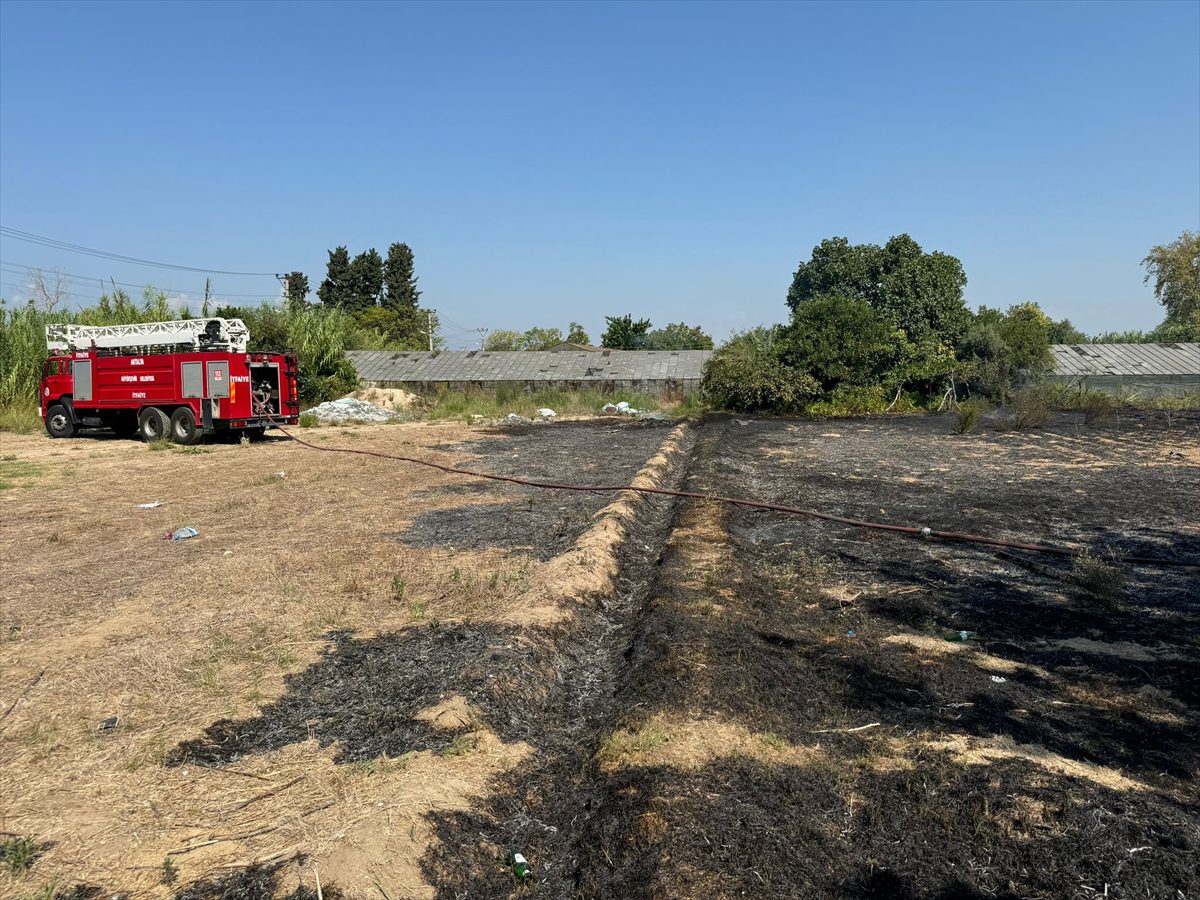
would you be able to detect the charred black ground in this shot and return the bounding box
[167,413,1199,899]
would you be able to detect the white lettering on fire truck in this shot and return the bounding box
[130,358,144,366]
[132,392,147,399]
[140,375,154,382]
[121,375,137,382]
[231,376,250,383]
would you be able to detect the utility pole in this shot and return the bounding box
[477,328,488,350]
[426,309,434,352]
[275,273,288,310]
[203,277,212,318]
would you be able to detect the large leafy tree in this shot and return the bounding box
[521,326,563,350]
[787,234,970,344]
[483,329,524,351]
[644,322,714,350]
[346,249,384,312]
[781,295,899,390]
[601,314,653,349]
[566,322,590,345]
[317,246,351,309]
[1143,231,1200,327]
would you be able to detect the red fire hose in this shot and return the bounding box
[256,409,1199,569]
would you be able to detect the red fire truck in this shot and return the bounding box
[39,318,300,443]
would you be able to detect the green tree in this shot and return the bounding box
[959,303,1054,398]
[284,271,310,312]
[566,322,590,345]
[781,295,898,390]
[644,322,714,350]
[346,249,384,312]
[601,314,652,349]
[787,234,970,344]
[1143,231,1200,326]
[1048,317,1087,344]
[521,326,563,350]
[383,243,420,308]
[484,329,523,351]
[317,246,352,309]
[702,327,818,412]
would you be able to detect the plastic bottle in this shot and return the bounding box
[509,851,530,880]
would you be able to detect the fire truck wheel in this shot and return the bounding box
[245,426,269,442]
[138,407,170,442]
[170,407,201,445]
[45,404,75,439]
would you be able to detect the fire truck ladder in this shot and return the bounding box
[45,318,250,354]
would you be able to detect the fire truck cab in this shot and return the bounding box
[39,318,300,443]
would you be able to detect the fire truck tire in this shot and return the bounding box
[245,426,269,442]
[170,407,201,445]
[138,407,170,442]
[45,404,75,439]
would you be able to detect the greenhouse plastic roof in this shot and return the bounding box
[1049,343,1200,377]
[346,349,714,383]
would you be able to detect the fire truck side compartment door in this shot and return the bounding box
[206,361,230,398]
[181,362,203,398]
[73,360,93,402]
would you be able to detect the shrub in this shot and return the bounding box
[806,383,891,417]
[702,327,818,412]
[954,400,988,434]
[1079,390,1118,425]
[298,412,319,428]
[1009,389,1051,429]
[1068,552,1127,611]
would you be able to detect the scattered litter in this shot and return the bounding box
[990,675,1008,684]
[271,471,287,479]
[167,527,199,542]
[735,419,753,426]
[638,411,668,421]
[504,413,532,424]
[302,396,403,424]
[135,501,164,509]
[537,408,557,418]
[97,715,120,733]
[223,550,233,557]
[508,851,531,880]
[846,630,857,638]
[615,401,631,411]
[601,403,618,413]
[945,630,976,642]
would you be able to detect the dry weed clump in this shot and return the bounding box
[953,400,988,434]
[1009,390,1051,429]
[1067,552,1127,611]
[1080,390,1118,425]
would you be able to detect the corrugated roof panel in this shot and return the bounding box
[1049,343,1199,377]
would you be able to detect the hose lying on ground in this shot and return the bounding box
[256,408,1199,569]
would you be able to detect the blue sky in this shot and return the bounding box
[1,0,1197,347]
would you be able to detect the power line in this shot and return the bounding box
[0,226,279,276]
[0,261,277,299]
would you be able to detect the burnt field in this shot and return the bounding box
[1,413,1198,899]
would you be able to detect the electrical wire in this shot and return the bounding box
[0,261,278,299]
[253,405,1199,569]
[0,227,278,276]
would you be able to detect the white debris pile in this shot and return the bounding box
[302,397,403,424]
[601,401,639,415]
